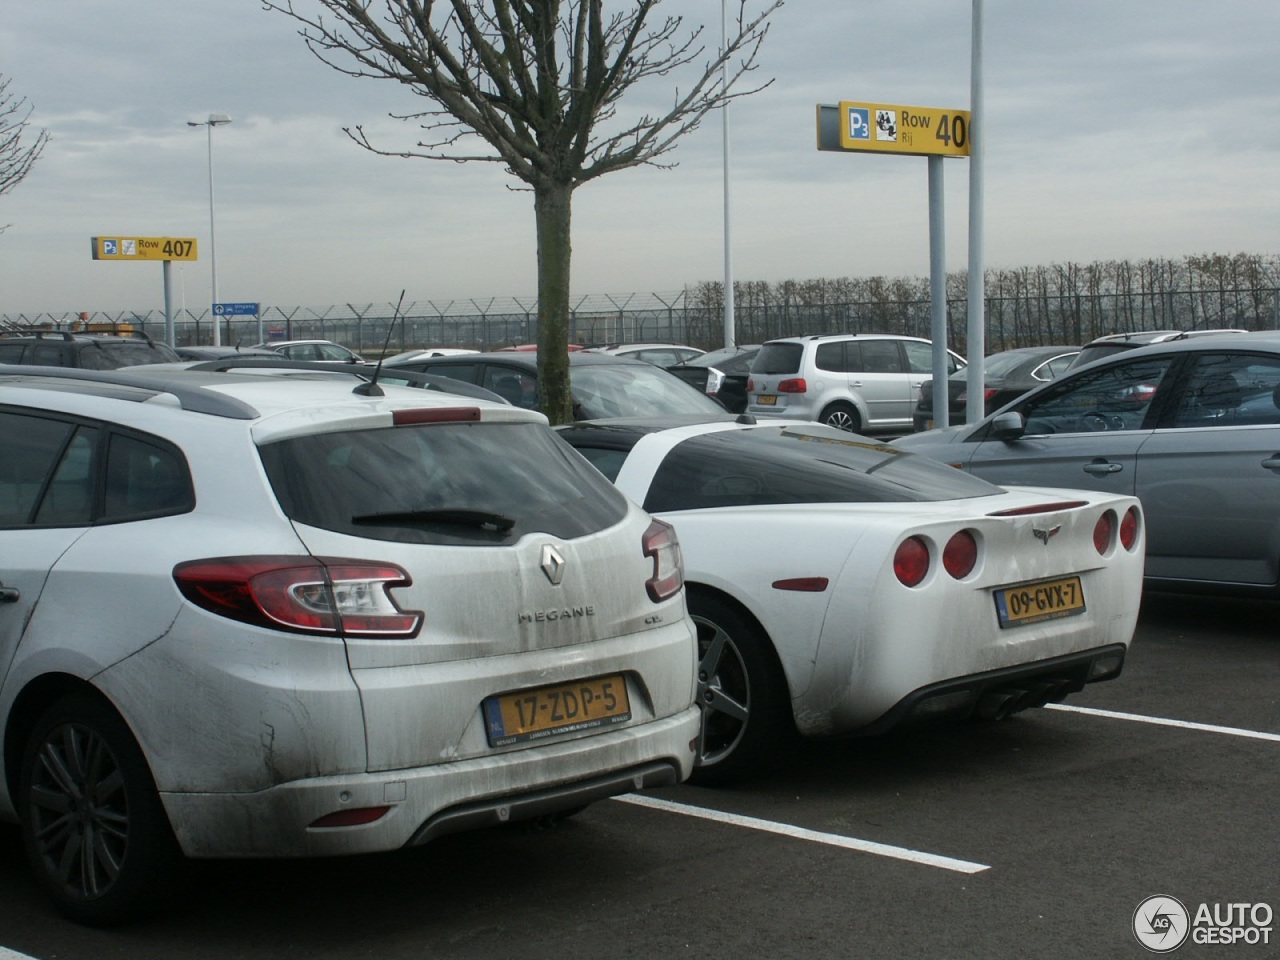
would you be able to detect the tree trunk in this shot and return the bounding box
[534,180,574,425]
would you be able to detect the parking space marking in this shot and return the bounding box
[1047,704,1280,743]
[614,794,990,874]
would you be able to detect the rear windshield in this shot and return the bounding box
[79,342,181,369]
[570,363,725,418]
[643,425,1001,513]
[750,342,804,376]
[259,421,628,545]
[1069,344,1130,369]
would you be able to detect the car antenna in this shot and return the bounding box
[353,289,405,397]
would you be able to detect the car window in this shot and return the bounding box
[861,341,905,374]
[259,422,628,545]
[422,362,481,384]
[316,343,353,361]
[902,340,934,375]
[1171,353,1280,428]
[1038,353,1078,379]
[1015,356,1174,435]
[0,411,78,525]
[814,342,846,373]
[103,433,195,520]
[642,425,1002,513]
[33,426,99,525]
[32,343,68,366]
[570,445,630,482]
[752,342,804,375]
[569,363,723,418]
[482,368,537,408]
[0,343,26,363]
[80,342,181,369]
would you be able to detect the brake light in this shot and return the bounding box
[174,556,423,638]
[1093,512,1115,554]
[393,407,480,425]
[642,519,684,602]
[894,536,930,587]
[1120,506,1141,550]
[942,530,978,579]
[989,501,1087,517]
[777,378,807,394]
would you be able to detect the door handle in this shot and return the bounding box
[1083,460,1123,476]
[1262,456,1280,473]
[0,582,18,604]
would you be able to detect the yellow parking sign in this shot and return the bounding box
[838,101,970,158]
[92,236,199,261]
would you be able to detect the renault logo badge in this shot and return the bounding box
[540,544,566,585]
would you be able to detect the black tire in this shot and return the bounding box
[688,592,791,786]
[820,401,861,433]
[19,693,185,926]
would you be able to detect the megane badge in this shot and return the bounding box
[1032,525,1062,545]
[540,544,566,585]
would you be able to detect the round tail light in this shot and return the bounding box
[1120,506,1140,550]
[1092,511,1115,554]
[894,536,930,587]
[942,530,978,579]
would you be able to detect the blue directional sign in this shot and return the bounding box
[213,302,260,316]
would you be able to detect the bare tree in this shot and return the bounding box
[262,0,782,422]
[0,76,50,232]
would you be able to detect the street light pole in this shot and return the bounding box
[187,113,232,345]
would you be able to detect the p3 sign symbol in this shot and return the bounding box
[846,107,870,141]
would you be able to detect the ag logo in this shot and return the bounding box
[1133,895,1190,953]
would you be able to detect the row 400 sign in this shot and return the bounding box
[91,236,199,262]
[838,101,971,158]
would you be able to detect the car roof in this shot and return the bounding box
[0,364,539,428]
[763,333,929,344]
[1096,328,1280,361]
[388,350,655,370]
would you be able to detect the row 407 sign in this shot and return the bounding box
[91,236,199,262]
[838,100,970,158]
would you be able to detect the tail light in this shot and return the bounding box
[1120,506,1141,550]
[894,536,930,587]
[942,530,978,579]
[1092,512,1115,554]
[642,519,684,602]
[174,556,423,638]
[776,378,807,394]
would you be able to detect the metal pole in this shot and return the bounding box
[966,0,986,422]
[928,156,949,429]
[162,260,175,347]
[721,0,735,350]
[205,123,221,346]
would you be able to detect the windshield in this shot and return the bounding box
[643,424,1002,512]
[260,421,627,544]
[571,363,725,418]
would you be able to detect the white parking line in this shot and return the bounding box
[1046,704,1280,743]
[614,794,990,874]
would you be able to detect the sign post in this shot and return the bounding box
[816,102,971,428]
[91,236,199,347]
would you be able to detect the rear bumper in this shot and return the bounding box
[160,705,701,858]
[852,643,1127,737]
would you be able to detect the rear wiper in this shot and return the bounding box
[351,509,515,532]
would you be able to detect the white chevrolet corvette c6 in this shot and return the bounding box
[557,416,1146,784]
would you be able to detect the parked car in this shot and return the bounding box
[557,415,1144,784]
[746,334,966,434]
[249,339,365,362]
[0,329,180,368]
[913,345,1079,432]
[666,344,761,413]
[172,344,281,361]
[1065,328,1246,371]
[0,365,701,924]
[894,330,1280,597]
[384,350,726,419]
[380,347,481,363]
[585,343,705,366]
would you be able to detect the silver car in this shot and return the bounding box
[893,331,1280,596]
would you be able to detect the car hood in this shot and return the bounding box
[893,423,972,448]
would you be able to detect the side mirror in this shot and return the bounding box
[989,411,1026,441]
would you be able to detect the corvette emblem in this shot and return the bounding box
[1032,525,1062,545]
[540,544,566,585]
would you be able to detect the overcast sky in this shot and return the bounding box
[1,0,1277,316]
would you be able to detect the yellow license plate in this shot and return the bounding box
[757,395,777,406]
[994,576,1085,628]
[483,674,631,746]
